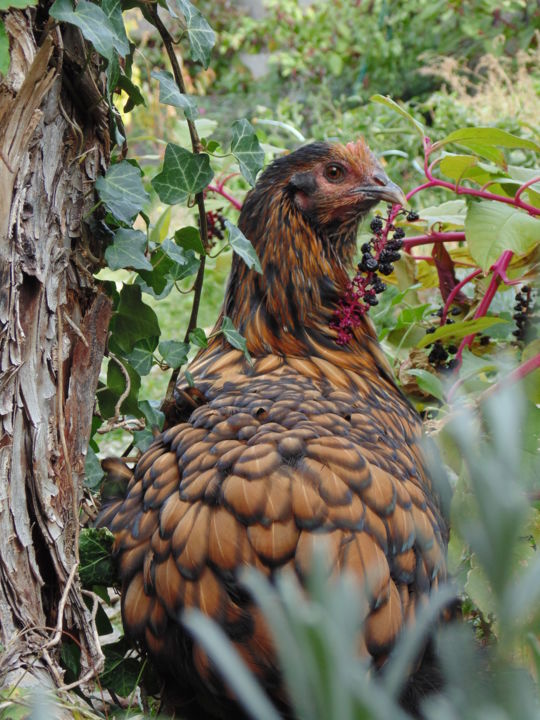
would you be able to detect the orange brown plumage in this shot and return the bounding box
[98,140,449,718]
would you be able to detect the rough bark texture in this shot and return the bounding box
[0,5,112,690]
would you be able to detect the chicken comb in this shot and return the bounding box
[334,138,375,174]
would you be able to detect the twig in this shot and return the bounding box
[43,564,78,650]
[108,352,132,418]
[63,311,89,347]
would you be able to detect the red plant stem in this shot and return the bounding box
[207,184,242,210]
[403,231,465,250]
[483,353,540,398]
[441,267,482,324]
[515,176,540,203]
[455,250,514,363]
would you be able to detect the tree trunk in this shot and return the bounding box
[0,5,111,691]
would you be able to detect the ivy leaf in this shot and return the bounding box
[100,0,129,53]
[225,220,262,273]
[99,357,141,418]
[124,337,157,376]
[139,399,165,433]
[370,94,425,138]
[105,229,152,271]
[109,284,160,354]
[0,21,8,77]
[79,528,115,588]
[465,201,540,271]
[100,639,143,696]
[230,119,265,186]
[159,340,190,368]
[189,327,208,348]
[96,161,149,224]
[165,0,215,68]
[152,144,213,205]
[84,447,104,491]
[50,0,128,60]
[175,226,205,254]
[222,317,252,363]
[416,316,507,349]
[118,72,146,112]
[151,69,198,120]
[162,237,190,265]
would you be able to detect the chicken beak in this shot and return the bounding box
[353,179,408,207]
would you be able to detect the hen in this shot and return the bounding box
[99,140,449,718]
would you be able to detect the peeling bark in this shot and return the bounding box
[0,4,111,690]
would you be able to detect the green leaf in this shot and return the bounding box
[100,639,143,696]
[50,0,128,61]
[370,94,425,138]
[183,610,281,720]
[174,226,205,254]
[0,21,8,77]
[109,284,160,354]
[100,0,129,52]
[418,200,466,230]
[79,528,115,587]
[189,327,208,348]
[139,399,165,432]
[438,154,479,183]
[96,161,149,224]
[84,446,104,490]
[433,127,540,155]
[151,69,198,120]
[159,340,189,368]
[105,229,152,271]
[230,119,265,187]
[406,369,445,401]
[225,220,262,273]
[416,316,507,348]
[117,72,146,112]
[150,206,172,245]
[152,144,213,205]
[99,356,141,418]
[165,0,215,68]
[222,316,252,363]
[0,0,36,7]
[465,201,540,271]
[124,337,157,376]
[162,237,190,265]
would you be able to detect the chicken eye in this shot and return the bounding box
[324,164,345,183]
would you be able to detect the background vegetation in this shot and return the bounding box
[1,0,539,717]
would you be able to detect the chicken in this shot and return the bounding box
[98,140,449,718]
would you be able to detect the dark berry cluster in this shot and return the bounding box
[332,214,409,344]
[513,285,536,341]
[425,307,461,371]
[204,210,226,241]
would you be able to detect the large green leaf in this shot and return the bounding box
[151,69,198,120]
[370,94,425,138]
[100,0,129,52]
[465,200,540,270]
[230,119,265,186]
[433,127,540,155]
[418,199,466,230]
[225,220,262,273]
[165,0,215,68]
[416,316,507,348]
[96,161,149,224]
[152,144,213,205]
[438,154,479,183]
[175,226,205,254]
[105,229,152,271]
[406,369,445,401]
[100,639,143,696]
[50,0,128,60]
